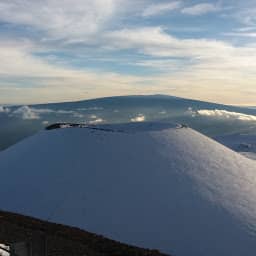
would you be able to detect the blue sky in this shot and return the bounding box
[0,0,256,105]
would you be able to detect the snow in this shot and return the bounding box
[215,133,256,160]
[0,244,9,256]
[240,152,256,160]
[0,122,256,256]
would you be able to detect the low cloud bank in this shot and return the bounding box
[130,114,146,122]
[0,106,10,113]
[12,106,40,120]
[8,106,86,120]
[89,118,104,124]
[188,108,256,121]
[1,105,107,123]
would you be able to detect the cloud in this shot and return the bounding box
[77,107,104,111]
[181,3,219,15]
[88,114,105,124]
[89,118,104,124]
[1,30,256,105]
[0,106,10,113]
[224,32,256,38]
[0,0,118,40]
[0,1,255,106]
[142,1,182,17]
[234,8,256,27]
[107,26,256,73]
[194,109,256,121]
[10,105,85,120]
[0,42,149,104]
[104,25,256,105]
[130,114,146,122]
[73,113,84,118]
[42,120,49,125]
[12,106,40,120]
[186,107,197,117]
[134,59,185,72]
[236,26,256,32]
[53,110,77,114]
[106,26,234,58]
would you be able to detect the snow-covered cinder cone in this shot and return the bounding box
[1,122,256,256]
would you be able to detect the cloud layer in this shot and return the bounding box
[191,109,256,121]
[0,0,117,39]
[0,106,10,113]
[142,1,182,17]
[12,106,40,120]
[10,106,83,120]
[0,1,255,105]
[130,114,146,122]
[181,3,219,15]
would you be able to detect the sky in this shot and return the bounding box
[0,0,256,105]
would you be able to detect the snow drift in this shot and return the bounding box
[1,122,256,256]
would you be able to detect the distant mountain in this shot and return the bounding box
[0,95,255,152]
[1,122,256,256]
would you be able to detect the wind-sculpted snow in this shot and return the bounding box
[1,122,256,256]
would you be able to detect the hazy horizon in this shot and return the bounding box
[1,94,256,107]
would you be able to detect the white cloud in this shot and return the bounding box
[12,106,40,120]
[107,26,256,72]
[0,106,10,113]
[0,0,118,40]
[234,8,256,27]
[73,113,84,118]
[130,114,146,122]
[42,120,49,125]
[181,3,219,15]
[142,1,182,17]
[1,30,256,105]
[89,118,104,124]
[224,32,256,38]
[186,107,197,117]
[0,1,255,106]
[88,114,104,124]
[106,26,234,58]
[54,110,76,114]
[77,107,104,111]
[10,105,86,120]
[195,109,256,121]
[105,26,256,105]
[0,42,150,104]
[236,26,256,32]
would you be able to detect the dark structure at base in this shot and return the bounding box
[0,210,169,256]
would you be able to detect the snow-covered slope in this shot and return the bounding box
[1,122,256,256]
[215,133,256,160]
